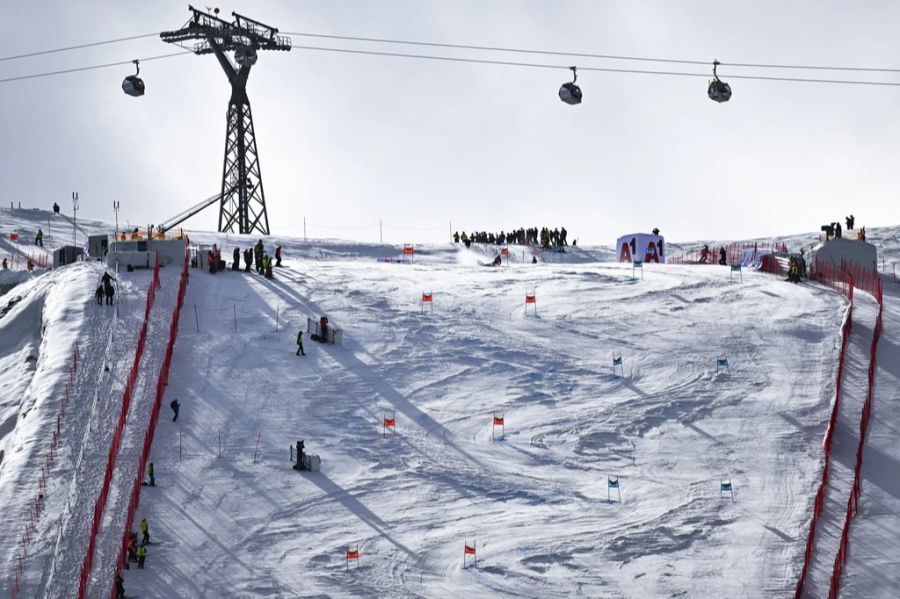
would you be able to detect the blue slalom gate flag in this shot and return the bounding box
[730,264,741,272]
[720,480,734,502]
[612,356,622,366]
[608,476,619,488]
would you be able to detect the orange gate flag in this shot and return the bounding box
[403,245,414,255]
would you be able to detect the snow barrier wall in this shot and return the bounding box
[793,261,853,599]
[109,247,189,599]
[77,254,160,599]
[8,346,80,599]
[792,258,884,599]
[828,260,883,599]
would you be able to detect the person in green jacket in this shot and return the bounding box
[296,331,306,356]
[137,544,147,569]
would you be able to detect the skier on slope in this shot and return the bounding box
[170,398,180,422]
[275,245,282,267]
[700,244,710,264]
[101,271,116,305]
[296,330,306,356]
[127,532,138,562]
[718,247,727,265]
[139,518,150,544]
[147,463,155,487]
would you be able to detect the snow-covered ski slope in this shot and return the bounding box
[3,204,900,597]
[801,292,879,599]
[842,283,900,598]
[0,260,154,596]
[121,248,844,597]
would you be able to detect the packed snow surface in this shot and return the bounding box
[5,205,900,597]
[129,249,843,597]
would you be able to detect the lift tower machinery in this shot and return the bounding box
[161,6,291,236]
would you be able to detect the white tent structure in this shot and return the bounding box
[616,233,666,263]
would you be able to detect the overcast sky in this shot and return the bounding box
[3,1,900,245]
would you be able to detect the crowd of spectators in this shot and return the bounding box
[453,226,570,249]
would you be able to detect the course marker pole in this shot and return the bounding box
[463,540,477,568]
[346,544,360,570]
[612,355,623,378]
[720,479,734,502]
[608,475,621,503]
[383,413,396,438]
[525,292,537,316]
[716,355,730,373]
[492,413,505,441]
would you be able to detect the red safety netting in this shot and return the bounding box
[667,242,788,265]
[108,246,190,598]
[827,265,883,599]
[77,254,161,599]
[793,301,853,599]
[794,257,884,599]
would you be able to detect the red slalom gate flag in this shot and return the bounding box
[525,294,536,304]
[384,417,396,427]
[403,244,414,255]
[493,416,504,426]
[464,544,476,556]
[422,293,433,302]
[500,246,509,256]
[346,549,360,560]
